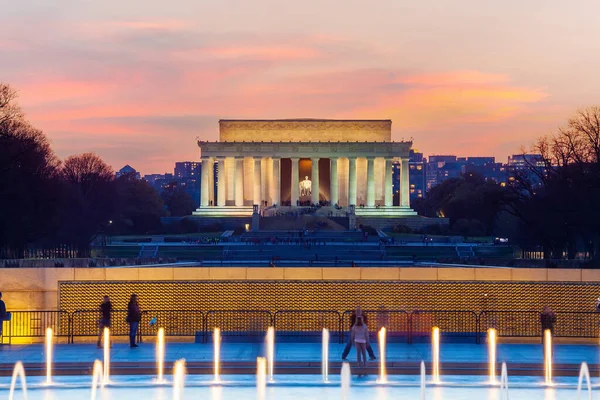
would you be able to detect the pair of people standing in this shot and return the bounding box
[96,294,142,348]
[342,307,376,367]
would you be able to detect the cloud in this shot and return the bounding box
[0,15,559,173]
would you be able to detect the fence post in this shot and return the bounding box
[69,312,73,344]
[475,312,480,344]
[202,312,207,344]
[339,313,343,344]
[408,312,413,345]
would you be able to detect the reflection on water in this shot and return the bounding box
[4,385,595,400]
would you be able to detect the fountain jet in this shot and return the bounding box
[172,359,186,400]
[341,362,351,400]
[90,360,105,400]
[214,327,221,383]
[544,329,552,385]
[157,327,165,382]
[46,327,53,385]
[266,326,275,382]
[577,362,592,400]
[488,328,497,384]
[420,360,426,400]
[257,357,267,400]
[103,327,110,385]
[8,361,27,400]
[321,328,329,383]
[500,362,509,400]
[432,326,440,383]
[378,327,387,383]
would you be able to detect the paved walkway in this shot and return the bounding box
[1,343,598,365]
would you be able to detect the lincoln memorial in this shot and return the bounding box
[193,119,417,218]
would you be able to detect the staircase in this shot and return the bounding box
[138,245,158,259]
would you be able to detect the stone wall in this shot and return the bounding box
[2,266,600,312]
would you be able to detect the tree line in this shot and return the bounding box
[413,106,600,262]
[0,84,196,258]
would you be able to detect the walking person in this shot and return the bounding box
[126,294,142,348]
[351,316,369,367]
[341,307,376,361]
[97,295,112,348]
[0,292,7,343]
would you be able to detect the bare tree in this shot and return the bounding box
[0,83,24,125]
[62,153,114,195]
[507,107,600,261]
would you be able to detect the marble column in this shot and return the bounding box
[272,157,281,206]
[217,157,226,206]
[348,157,357,206]
[311,157,320,205]
[384,158,393,207]
[330,157,338,206]
[234,156,244,206]
[200,156,209,207]
[291,158,299,206]
[253,157,261,206]
[366,157,375,207]
[401,158,410,207]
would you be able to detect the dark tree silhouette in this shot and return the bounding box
[0,83,62,257]
[508,107,600,261]
[56,153,116,255]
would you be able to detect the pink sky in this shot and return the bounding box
[2,0,599,174]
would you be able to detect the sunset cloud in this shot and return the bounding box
[1,1,594,174]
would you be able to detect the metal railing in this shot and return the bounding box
[274,310,341,341]
[341,310,409,343]
[554,312,600,338]
[479,311,541,340]
[2,311,70,344]
[3,309,600,344]
[204,310,273,343]
[410,310,479,343]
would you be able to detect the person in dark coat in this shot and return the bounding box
[97,295,112,348]
[341,307,377,361]
[126,294,142,348]
[0,292,6,341]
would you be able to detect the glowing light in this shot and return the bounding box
[103,327,110,385]
[378,327,387,383]
[266,326,275,382]
[321,328,329,383]
[45,327,53,385]
[432,326,440,383]
[157,327,165,383]
[90,360,105,400]
[488,328,497,384]
[172,359,186,400]
[257,357,267,400]
[214,327,221,383]
[544,329,552,385]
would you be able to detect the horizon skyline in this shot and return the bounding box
[3,1,599,174]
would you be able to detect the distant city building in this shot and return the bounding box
[391,149,426,204]
[506,154,546,187]
[426,155,465,191]
[174,161,201,179]
[116,165,140,179]
[462,157,507,186]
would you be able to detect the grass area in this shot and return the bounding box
[110,232,224,242]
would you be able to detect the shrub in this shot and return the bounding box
[360,225,378,236]
[392,224,412,234]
